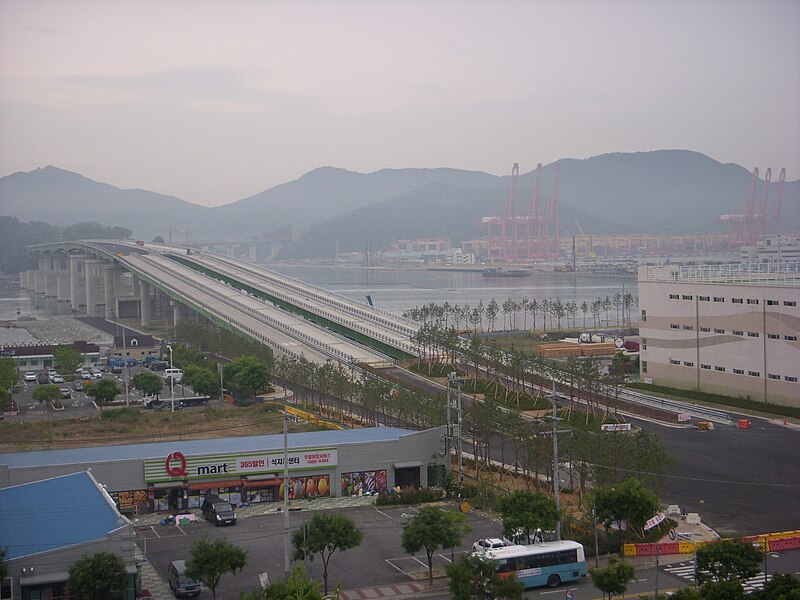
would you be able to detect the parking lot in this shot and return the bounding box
[137,503,503,598]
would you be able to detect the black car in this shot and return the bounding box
[201,495,237,526]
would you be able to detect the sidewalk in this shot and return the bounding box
[132,494,377,528]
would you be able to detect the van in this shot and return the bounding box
[167,560,201,597]
[164,368,183,383]
[201,495,237,526]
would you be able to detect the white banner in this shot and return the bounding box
[645,512,666,530]
[601,423,632,432]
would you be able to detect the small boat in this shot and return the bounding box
[482,268,531,278]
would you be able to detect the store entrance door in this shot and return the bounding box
[394,466,420,490]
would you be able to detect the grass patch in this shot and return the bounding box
[629,383,800,420]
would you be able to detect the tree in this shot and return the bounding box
[291,513,364,595]
[446,553,524,600]
[589,556,635,599]
[694,538,760,588]
[401,506,471,584]
[498,490,558,544]
[593,478,660,543]
[67,551,128,600]
[0,357,18,409]
[131,371,163,397]
[52,346,84,377]
[185,536,247,600]
[752,573,800,600]
[32,383,62,413]
[182,365,220,398]
[263,564,323,600]
[85,379,122,405]
[223,355,270,401]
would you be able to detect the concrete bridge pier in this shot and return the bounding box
[84,259,106,316]
[171,300,187,326]
[103,265,126,319]
[138,279,153,326]
[68,255,88,312]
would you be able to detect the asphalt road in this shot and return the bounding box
[631,413,800,537]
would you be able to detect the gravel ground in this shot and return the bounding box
[7,316,114,345]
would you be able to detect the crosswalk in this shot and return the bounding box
[662,561,767,592]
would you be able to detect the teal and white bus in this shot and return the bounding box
[481,540,586,589]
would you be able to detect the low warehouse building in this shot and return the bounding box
[0,427,446,516]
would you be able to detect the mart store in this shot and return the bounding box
[0,427,446,515]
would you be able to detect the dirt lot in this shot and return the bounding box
[0,404,316,452]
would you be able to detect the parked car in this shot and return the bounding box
[24,372,37,383]
[80,370,92,380]
[60,388,72,399]
[167,560,201,598]
[36,373,50,384]
[164,368,183,383]
[72,380,84,391]
[472,538,510,553]
[201,495,237,526]
[49,373,64,384]
[149,361,169,372]
[91,368,103,379]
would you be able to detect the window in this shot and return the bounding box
[642,339,647,350]
[767,300,778,306]
[768,333,779,339]
[714,328,725,334]
[715,366,726,372]
[748,332,759,337]
[747,299,759,305]
[787,376,798,383]
[713,297,724,302]
[786,335,798,341]
[701,364,711,370]
[732,330,743,336]
[642,361,647,373]
[699,296,710,301]
[641,310,646,322]
[748,371,760,377]
[785,301,797,307]
[683,325,694,330]
[670,324,680,329]
[684,361,694,367]
[682,294,693,300]
[669,294,679,300]
[669,359,680,365]
[732,298,743,304]
[768,374,780,380]
[733,368,744,375]
[700,326,710,332]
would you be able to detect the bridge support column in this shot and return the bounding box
[19,270,31,290]
[103,265,125,319]
[56,273,71,301]
[84,259,105,316]
[69,255,87,312]
[171,300,186,326]
[139,279,152,325]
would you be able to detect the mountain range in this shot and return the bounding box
[1,150,797,259]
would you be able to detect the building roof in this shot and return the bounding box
[0,471,128,560]
[0,427,420,469]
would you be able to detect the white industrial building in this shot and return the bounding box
[638,262,799,407]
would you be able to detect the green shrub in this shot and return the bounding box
[375,487,446,506]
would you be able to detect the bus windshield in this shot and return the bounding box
[481,540,586,589]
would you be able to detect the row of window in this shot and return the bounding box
[666,325,797,341]
[662,360,797,382]
[667,294,796,307]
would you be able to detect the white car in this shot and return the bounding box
[472,538,510,553]
[50,373,65,384]
[24,372,37,382]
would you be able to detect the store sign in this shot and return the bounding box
[144,448,338,483]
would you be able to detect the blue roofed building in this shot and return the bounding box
[0,470,136,600]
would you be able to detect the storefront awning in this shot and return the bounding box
[187,479,242,490]
[392,461,424,469]
[244,478,280,487]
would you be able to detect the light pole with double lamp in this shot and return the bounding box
[167,345,175,412]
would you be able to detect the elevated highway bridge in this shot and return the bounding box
[24,240,418,367]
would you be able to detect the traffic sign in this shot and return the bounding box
[669,528,677,540]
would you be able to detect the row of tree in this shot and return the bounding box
[403,293,638,333]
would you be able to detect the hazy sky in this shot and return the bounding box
[1,0,798,207]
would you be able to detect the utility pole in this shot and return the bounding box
[446,372,466,487]
[542,376,570,542]
[283,412,290,581]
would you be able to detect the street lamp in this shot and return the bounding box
[167,345,174,412]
